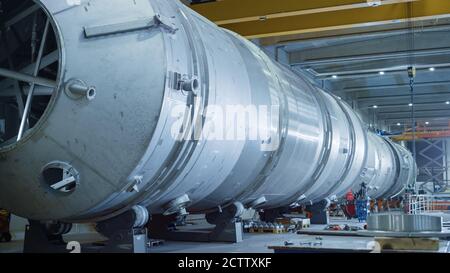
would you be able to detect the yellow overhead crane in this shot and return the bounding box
[183,0,450,45]
[391,129,450,141]
[390,122,450,142]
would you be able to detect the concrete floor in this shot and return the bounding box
[148,219,370,253]
[148,233,374,253]
[1,218,449,253]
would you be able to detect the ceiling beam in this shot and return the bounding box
[188,0,450,39]
[260,23,450,46]
[382,114,450,120]
[385,118,449,125]
[310,65,450,80]
[342,80,450,93]
[359,92,450,100]
[291,47,450,67]
[187,0,415,25]
[369,101,450,110]
[379,108,450,116]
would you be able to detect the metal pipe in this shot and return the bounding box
[1,30,26,117]
[4,4,40,29]
[0,85,54,97]
[16,18,50,141]
[66,82,96,101]
[0,50,59,90]
[0,68,57,88]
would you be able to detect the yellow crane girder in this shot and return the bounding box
[186,0,450,42]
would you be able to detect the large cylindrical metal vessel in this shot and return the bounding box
[0,0,416,222]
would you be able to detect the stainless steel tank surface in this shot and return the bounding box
[367,214,443,233]
[0,0,417,222]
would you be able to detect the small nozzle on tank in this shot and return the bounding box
[65,79,96,101]
[181,77,200,95]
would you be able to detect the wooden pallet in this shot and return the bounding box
[249,228,285,234]
[277,217,311,229]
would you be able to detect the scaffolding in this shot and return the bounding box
[407,194,450,214]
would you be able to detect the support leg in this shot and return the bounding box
[259,207,289,223]
[23,220,72,253]
[149,202,245,243]
[306,199,330,225]
[95,205,150,253]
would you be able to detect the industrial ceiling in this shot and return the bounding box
[184,0,450,136]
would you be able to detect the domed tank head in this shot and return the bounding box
[0,0,167,221]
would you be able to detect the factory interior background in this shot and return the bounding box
[0,0,450,257]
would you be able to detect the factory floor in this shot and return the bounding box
[148,219,370,253]
[1,218,449,253]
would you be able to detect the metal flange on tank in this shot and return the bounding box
[359,213,450,239]
[0,0,416,244]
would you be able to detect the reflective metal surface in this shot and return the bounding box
[0,0,417,222]
[367,214,442,233]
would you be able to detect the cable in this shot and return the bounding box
[406,1,418,190]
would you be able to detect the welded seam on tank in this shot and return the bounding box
[375,139,398,198]
[285,80,334,205]
[224,36,289,205]
[67,0,210,221]
[380,139,404,197]
[324,97,358,198]
[186,30,284,212]
[129,0,211,208]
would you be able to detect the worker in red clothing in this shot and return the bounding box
[342,191,356,219]
[346,191,355,202]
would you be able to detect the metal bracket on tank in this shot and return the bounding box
[169,72,200,96]
[83,14,178,38]
[289,194,307,208]
[246,196,267,209]
[163,194,191,216]
[154,14,179,34]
